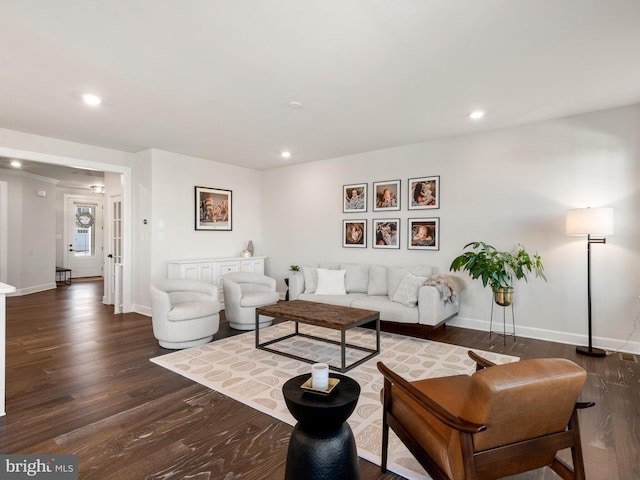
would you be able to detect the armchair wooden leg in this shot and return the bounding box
[381,413,389,473]
[569,409,587,480]
[549,408,587,480]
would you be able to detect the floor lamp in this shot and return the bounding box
[566,207,614,357]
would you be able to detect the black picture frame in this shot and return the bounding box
[195,186,232,231]
[408,176,440,210]
[408,217,439,250]
[372,218,400,249]
[343,219,367,248]
[343,183,367,213]
[373,180,401,211]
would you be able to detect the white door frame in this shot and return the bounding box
[0,181,7,284]
[104,193,123,307]
[64,194,104,278]
[0,147,133,313]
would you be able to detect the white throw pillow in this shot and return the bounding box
[302,267,318,294]
[315,268,347,295]
[390,272,427,307]
[387,265,434,297]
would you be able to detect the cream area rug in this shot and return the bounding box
[150,322,518,480]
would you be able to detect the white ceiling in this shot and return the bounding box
[1,0,639,172]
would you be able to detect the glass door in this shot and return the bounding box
[65,196,104,278]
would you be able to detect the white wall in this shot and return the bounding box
[0,170,57,294]
[133,150,153,313]
[262,104,640,353]
[139,149,264,313]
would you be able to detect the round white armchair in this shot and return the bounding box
[222,272,280,330]
[150,278,221,349]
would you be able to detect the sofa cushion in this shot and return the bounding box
[391,272,428,307]
[240,291,280,308]
[367,264,388,296]
[168,301,220,321]
[387,265,434,298]
[299,293,366,307]
[315,268,347,295]
[351,296,419,324]
[341,263,369,293]
[302,267,318,293]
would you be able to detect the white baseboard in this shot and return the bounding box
[135,305,152,317]
[449,315,640,355]
[7,283,56,296]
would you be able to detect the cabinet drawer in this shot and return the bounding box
[219,264,239,275]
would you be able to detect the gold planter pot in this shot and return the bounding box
[493,287,514,306]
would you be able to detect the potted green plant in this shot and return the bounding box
[289,265,300,272]
[449,241,546,306]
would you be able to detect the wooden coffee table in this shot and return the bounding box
[255,300,380,372]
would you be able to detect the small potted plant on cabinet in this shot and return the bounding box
[285,265,300,301]
[449,241,546,306]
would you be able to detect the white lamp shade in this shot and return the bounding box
[566,207,614,236]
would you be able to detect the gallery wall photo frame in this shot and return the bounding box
[343,183,367,213]
[343,219,367,248]
[195,186,232,231]
[372,179,401,212]
[372,218,400,249]
[408,175,440,210]
[408,217,440,250]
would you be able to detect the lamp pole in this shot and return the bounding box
[576,234,606,357]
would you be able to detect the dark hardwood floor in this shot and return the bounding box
[1,280,638,479]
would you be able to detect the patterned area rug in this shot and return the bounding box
[151,322,518,480]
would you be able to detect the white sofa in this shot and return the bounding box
[288,263,464,338]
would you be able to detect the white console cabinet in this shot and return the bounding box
[167,256,266,308]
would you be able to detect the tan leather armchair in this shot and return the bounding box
[377,351,593,480]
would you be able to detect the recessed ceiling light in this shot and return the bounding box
[469,110,485,120]
[281,151,292,159]
[82,93,102,106]
[288,101,303,109]
[10,160,22,168]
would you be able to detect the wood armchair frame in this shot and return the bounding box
[378,351,594,480]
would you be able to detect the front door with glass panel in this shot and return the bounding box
[65,196,104,278]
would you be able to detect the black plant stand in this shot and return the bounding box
[282,373,360,480]
[489,300,516,345]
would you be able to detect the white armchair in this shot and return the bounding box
[150,278,221,349]
[222,272,280,330]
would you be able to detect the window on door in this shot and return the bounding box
[74,205,97,257]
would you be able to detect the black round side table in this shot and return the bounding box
[282,373,361,480]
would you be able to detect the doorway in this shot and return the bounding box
[64,194,104,278]
[0,147,132,313]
